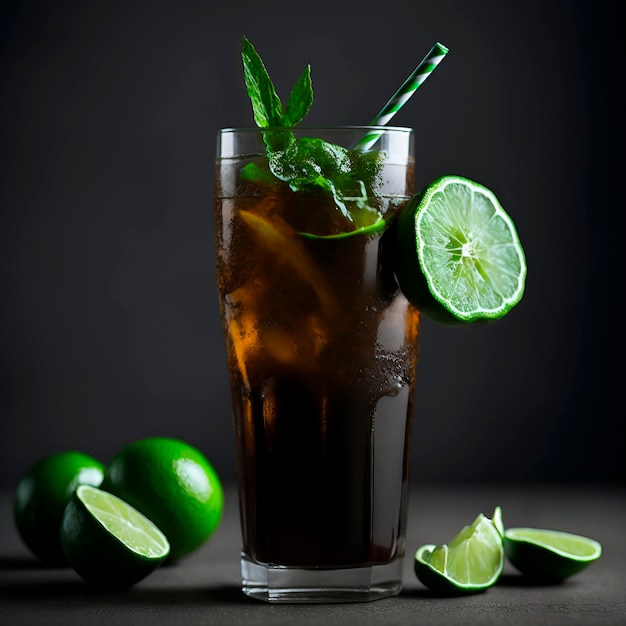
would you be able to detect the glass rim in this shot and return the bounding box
[218,125,413,134]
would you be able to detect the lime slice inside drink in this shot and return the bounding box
[298,217,387,240]
[504,527,602,582]
[238,209,340,319]
[60,485,170,588]
[396,175,526,324]
[414,506,504,595]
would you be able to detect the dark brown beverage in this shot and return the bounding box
[215,127,419,596]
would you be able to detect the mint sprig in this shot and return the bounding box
[240,37,382,228]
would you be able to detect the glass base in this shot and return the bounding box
[240,554,403,603]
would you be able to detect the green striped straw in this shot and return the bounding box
[356,42,449,151]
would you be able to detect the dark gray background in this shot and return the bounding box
[1,0,623,489]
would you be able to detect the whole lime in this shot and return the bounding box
[100,437,224,560]
[14,451,105,564]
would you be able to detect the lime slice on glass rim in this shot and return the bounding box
[504,527,602,582]
[395,175,526,324]
[60,484,170,589]
[414,506,505,595]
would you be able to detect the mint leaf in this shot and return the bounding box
[268,137,383,225]
[241,162,277,184]
[242,36,283,128]
[242,36,313,132]
[283,65,313,127]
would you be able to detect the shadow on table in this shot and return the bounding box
[0,554,252,605]
[2,554,564,605]
[131,584,254,605]
[0,556,67,570]
[2,578,252,605]
[401,573,565,600]
[399,588,436,600]
[495,573,565,588]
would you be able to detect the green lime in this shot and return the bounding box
[60,484,169,588]
[414,506,504,595]
[396,175,526,324]
[100,437,224,560]
[13,451,105,564]
[504,527,602,582]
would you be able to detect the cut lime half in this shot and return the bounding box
[396,175,526,324]
[414,506,504,595]
[61,484,170,588]
[504,527,602,582]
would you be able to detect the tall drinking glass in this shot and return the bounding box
[214,126,420,602]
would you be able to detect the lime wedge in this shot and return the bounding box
[60,485,170,588]
[395,175,526,324]
[504,527,602,582]
[414,506,504,595]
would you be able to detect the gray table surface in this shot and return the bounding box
[1,483,624,625]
